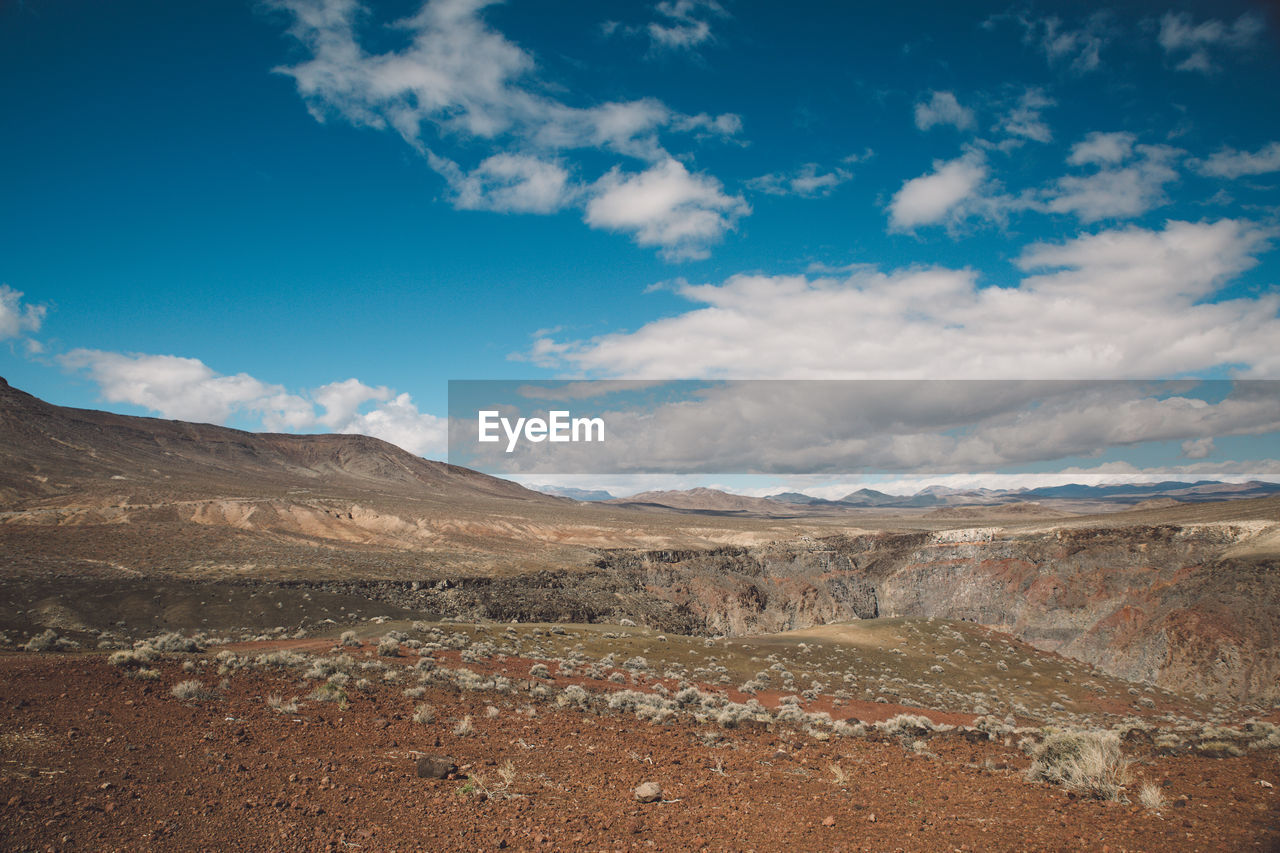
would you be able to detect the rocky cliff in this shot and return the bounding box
[573,520,1279,704]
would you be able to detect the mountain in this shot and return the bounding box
[0,377,546,507]
[765,492,850,507]
[609,487,789,514]
[838,488,898,505]
[1019,480,1280,504]
[526,485,616,502]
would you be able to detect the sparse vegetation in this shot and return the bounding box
[1138,781,1167,811]
[170,680,215,702]
[267,693,299,714]
[1026,730,1130,800]
[309,682,350,709]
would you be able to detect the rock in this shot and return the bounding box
[634,782,663,803]
[415,755,457,779]
[821,815,836,827]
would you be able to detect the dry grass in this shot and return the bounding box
[170,680,215,702]
[266,693,299,714]
[1138,781,1167,811]
[1026,730,1130,800]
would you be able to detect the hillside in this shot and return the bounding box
[0,377,545,506]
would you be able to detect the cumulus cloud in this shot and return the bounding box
[529,219,1279,380]
[585,158,750,260]
[269,0,744,259]
[1043,142,1181,222]
[914,91,975,132]
[1158,11,1264,73]
[914,133,1183,229]
[1182,436,1214,459]
[887,152,987,230]
[337,392,446,455]
[59,350,446,456]
[1067,131,1136,166]
[0,285,46,341]
[443,153,574,214]
[1195,141,1280,179]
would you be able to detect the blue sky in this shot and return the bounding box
[2,0,1279,494]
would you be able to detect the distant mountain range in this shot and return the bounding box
[528,479,1280,513]
[524,485,617,502]
[789,480,1280,509]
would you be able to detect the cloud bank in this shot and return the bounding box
[531,219,1279,380]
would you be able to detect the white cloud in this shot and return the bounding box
[0,285,47,342]
[269,0,744,259]
[647,0,724,51]
[530,219,1279,380]
[1182,437,1214,459]
[889,134,1183,231]
[58,350,446,457]
[337,392,446,456]
[914,91,975,132]
[887,153,987,230]
[997,88,1055,143]
[1043,143,1181,222]
[1157,11,1264,73]
[1067,131,1136,166]
[312,377,392,428]
[1037,14,1112,72]
[444,153,574,213]
[1004,11,1115,73]
[58,350,308,427]
[747,162,852,198]
[585,158,749,260]
[1196,141,1280,179]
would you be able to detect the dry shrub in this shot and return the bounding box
[1026,729,1130,800]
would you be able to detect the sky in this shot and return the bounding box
[2,0,1279,496]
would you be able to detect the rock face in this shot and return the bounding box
[571,523,1278,704]
[857,523,1280,703]
[328,521,1278,703]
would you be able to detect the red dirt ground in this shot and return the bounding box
[1,652,1278,852]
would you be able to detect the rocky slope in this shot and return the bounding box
[575,517,1280,703]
